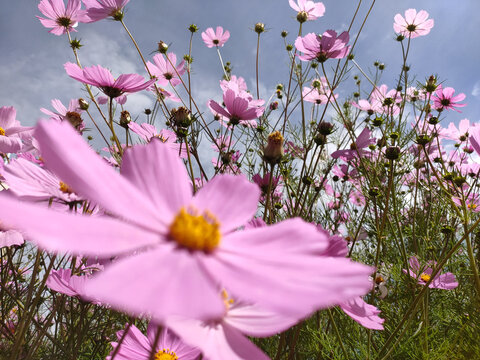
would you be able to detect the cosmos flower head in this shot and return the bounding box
[64,63,155,98]
[82,0,130,22]
[37,0,89,35]
[433,85,466,112]
[289,0,325,22]
[404,256,458,290]
[146,53,186,87]
[295,30,350,63]
[201,26,230,48]
[394,9,434,39]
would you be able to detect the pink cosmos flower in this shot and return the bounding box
[107,323,200,360]
[0,120,373,324]
[469,126,480,156]
[295,30,350,63]
[3,157,81,203]
[40,98,85,131]
[404,256,458,290]
[64,63,155,98]
[394,9,434,39]
[331,128,376,160]
[46,268,88,298]
[146,53,186,88]
[82,0,130,22]
[0,106,33,154]
[289,0,325,21]
[220,75,247,93]
[433,85,466,112]
[303,78,337,105]
[352,99,382,116]
[339,297,384,330]
[446,118,474,141]
[128,122,187,159]
[208,89,263,127]
[37,0,88,36]
[201,26,230,48]
[0,229,24,248]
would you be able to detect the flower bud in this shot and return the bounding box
[120,110,131,129]
[254,23,265,34]
[170,107,193,128]
[317,121,334,136]
[296,11,308,23]
[78,98,89,110]
[188,24,198,33]
[281,30,288,38]
[158,41,169,54]
[263,131,284,165]
[385,146,400,160]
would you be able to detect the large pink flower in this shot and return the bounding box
[64,63,155,98]
[82,0,130,22]
[394,9,434,39]
[289,0,325,21]
[37,0,89,36]
[0,120,373,324]
[295,30,350,63]
[201,26,230,48]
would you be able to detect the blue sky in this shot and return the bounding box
[1,0,479,134]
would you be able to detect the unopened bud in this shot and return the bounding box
[78,98,89,110]
[296,11,308,23]
[263,131,284,165]
[120,110,131,128]
[318,121,334,136]
[254,23,265,34]
[170,107,193,128]
[385,146,400,160]
[158,41,169,54]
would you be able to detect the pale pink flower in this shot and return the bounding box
[220,75,247,94]
[295,30,350,62]
[289,0,325,21]
[46,268,88,298]
[331,128,376,160]
[446,119,474,141]
[64,63,155,98]
[404,256,458,290]
[208,89,263,127]
[40,99,85,131]
[394,9,434,38]
[107,323,200,360]
[146,53,186,87]
[340,297,384,330]
[37,0,88,35]
[128,122,187,158]
[0,106,33,154]
[0,120,373,323]
[0,229,24,248]
[433,85,466,112]
[82,0,130,22]
[201,26,230,48]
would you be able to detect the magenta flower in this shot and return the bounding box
[0,106,33,154]
[404,256,458,290]
[201,26,230,48]
[295,30,350,63]
[208,89,262,127]
[433,85,466,112]
[289,0,325,21]
[146,53,186,87]
[82,0,130,22]
[0,120,373,323]
[394,9,434,39]
[107,323,200,360]
[37,0,88,35]
[64,63,155,98]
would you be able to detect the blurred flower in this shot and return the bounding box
[339,297,384,330]
[40,98,85,131]
[394,9,434,38]
[0,106,33,154]
[201,26,230,48]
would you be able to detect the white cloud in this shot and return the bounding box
[472,81,480,97]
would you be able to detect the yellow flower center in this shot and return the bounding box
[468,203,477,210]
[221,289,234,310]
[0,127,5,136]
[420,273,431,282]
[169,206,221,252]
[59,181,73,194]
[154,349,178,360]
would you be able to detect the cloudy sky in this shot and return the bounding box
[1,0,479,138]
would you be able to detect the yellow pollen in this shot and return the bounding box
[420,273,431,282]
[154,349,178,360]
[221,289,235,310]
[0,127,5,136]
[169,206,221,252]
[59,181,73,194]
[155,134,167,143]
[268,131,284,144]
[468,203,477,210]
